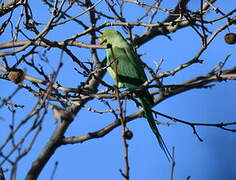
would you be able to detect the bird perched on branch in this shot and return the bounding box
[99,29,171,160]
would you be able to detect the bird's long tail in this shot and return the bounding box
[140,97,172,161]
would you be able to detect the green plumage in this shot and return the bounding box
[99,30,171,160]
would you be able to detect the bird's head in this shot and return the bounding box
[98,29,123,46]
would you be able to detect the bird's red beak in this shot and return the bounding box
[98,39,103,45]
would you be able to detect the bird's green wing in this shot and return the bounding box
[107,46,146,86]
[107,45,154,104]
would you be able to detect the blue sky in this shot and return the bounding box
[0,0,236,179]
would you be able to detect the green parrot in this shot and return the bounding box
[99,29,171,160]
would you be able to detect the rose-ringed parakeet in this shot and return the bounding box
[99,29,171,160]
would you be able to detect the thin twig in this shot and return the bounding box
[109,45,130,180]
[170,147,176,180]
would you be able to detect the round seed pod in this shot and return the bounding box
[124,130,133,140]
[7,69,25,84]
[224,33,236,45]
